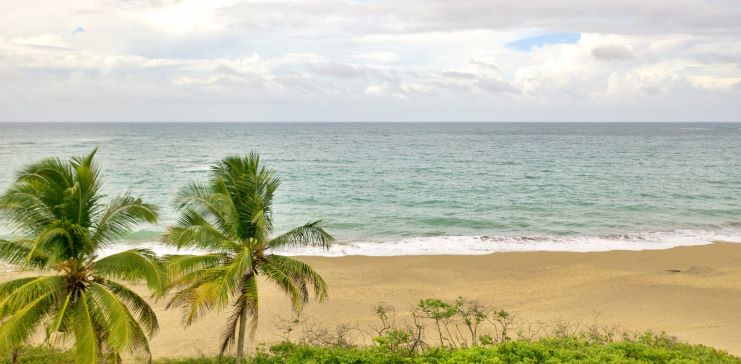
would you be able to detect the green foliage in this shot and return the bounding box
[373,328,415,352]
[0,345,74,364]
[0,150,163,364]
[163,153,334,361]
[417,298,458,321]
[255,335,741,364]
[155,358,235,364]
[479,334,495,346]
[3,333,738,363]
[260,342,410,364]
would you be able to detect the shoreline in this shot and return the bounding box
[91,229,741,258]
[3,242,741,359]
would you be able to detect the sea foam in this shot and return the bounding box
[95,227,741,258]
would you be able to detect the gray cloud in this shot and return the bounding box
[592,45,633,61]
[477,79,520,94]
[441,71,477,79]
[215,0,741,36]
[469,59,499,70]
[306,62,373,79]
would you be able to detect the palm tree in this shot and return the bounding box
[163,153,333,364]
[0,150,165,364]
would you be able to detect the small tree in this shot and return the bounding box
[490,310,515,342]
[372,302,395,336]
[416,298,459,347]
[455,297,488,346]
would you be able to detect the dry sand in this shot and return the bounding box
[3,242,741,359]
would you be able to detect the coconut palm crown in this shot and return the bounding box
[0,150,165,364]
[163,153,333,363]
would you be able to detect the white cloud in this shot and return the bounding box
[0,0,740,121]
[10,34,70,49]
[352,52,400,63]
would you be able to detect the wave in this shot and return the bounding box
[269,228,741,256]
[4,226,740,258]
[99,227,741,257]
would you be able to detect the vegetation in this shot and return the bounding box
[257,335,740,363]
[162,153,334,363]
[0,150,165,363]
[4,332,738,363]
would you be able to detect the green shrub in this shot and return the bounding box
[373,328,415,353]
[0,346,74,364]
[4,334,738,364]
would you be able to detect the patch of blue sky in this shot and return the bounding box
[507,32,581,51]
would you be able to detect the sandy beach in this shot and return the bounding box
[3,242,741,359]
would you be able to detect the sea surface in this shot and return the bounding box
[0,122,740,256]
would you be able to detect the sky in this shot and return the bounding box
[1,0,740,122]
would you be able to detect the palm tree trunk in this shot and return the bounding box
[235,304,248,364]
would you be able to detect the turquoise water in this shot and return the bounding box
[0,122,740,255]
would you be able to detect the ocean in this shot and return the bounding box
[0,122,740,256]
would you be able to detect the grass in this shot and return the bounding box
[5,333,738,364]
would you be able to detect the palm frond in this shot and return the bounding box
[258,259,305,312]
[87,283,135,353]
[179,279,222,325]
[46,292,72,339]
[0,188,57,237]
[0,277,39,298]
[102,280,159,336]
[0,157,73,236]
[91,195,158,247]
[175,182,238,239]
[0,239,49,268]
[267,220,334,250]
[162,209,233,251]
[218,294,244,355]
[92,249,166,295]
[179,248,252,324]
[0,291,55,354]
[164,253,229,285]
[242,273,259,338]
[4,151,101,240]
[0,276,65,318]
[70,292,99,364]
[67,149,103,229]
[265,255,328,302]
[28,225,75,261]
[166,264,225,295]
[211,153,280,240]
[165,265,230,325]
[87,282,152,360]
[216,248,254,301]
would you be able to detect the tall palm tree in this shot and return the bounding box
[0,150,165,364]
[163,153,333,364]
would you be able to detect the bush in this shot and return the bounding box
[3,334,738,364]
[258,337,740,364]
[0,346,74,364]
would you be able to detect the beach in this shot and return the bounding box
[4,1,741,362]
[4,242,740,359]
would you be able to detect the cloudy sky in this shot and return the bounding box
[1,0,740,122]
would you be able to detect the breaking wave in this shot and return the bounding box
[101,227,741,257]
